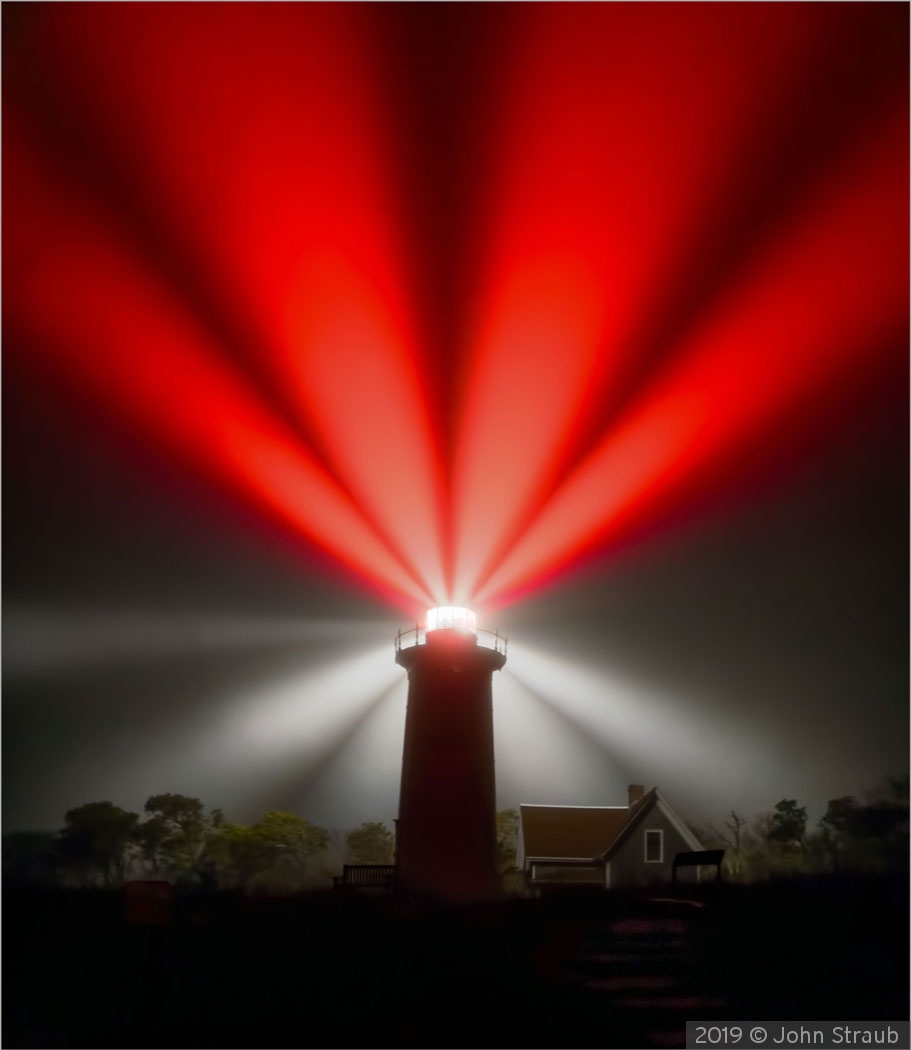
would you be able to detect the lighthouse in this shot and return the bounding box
[394,607,507,900]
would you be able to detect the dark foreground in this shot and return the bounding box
[4,874,908,1049]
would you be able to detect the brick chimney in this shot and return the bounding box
[628,784,645,809]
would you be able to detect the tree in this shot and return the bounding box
[346,822,395,865]
[708,810,749,879]
[741,811,777,880]
[496,809,518,872]
[819,796,858,870]
[143,794,204,869]
[724,811,748,853]
[132,814,171,875]
[496,808,525,894]
[769,799,808,854]
[851,777,908,871]
[820,796,858,836]
[137,794,223,881]
[57,801,139,887]
[205,823,265,888]
[252,811,328,876]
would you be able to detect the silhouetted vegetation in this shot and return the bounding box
[497,807,526,894]
[56,801,139,888]
[346,820,395,864]
[5,794,339,892]
[702,775,909,882]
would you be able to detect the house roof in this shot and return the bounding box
[519,804,634,862]
[602,787,703,859]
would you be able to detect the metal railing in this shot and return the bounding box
[394,625,507,657]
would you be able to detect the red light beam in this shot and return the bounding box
[3,125,433,612]
[476,101,908,608]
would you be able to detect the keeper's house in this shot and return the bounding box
[517,785,705,892]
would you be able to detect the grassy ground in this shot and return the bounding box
[4,872,907,1048]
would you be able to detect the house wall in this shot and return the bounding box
[529,861,603,886]
[609,804,694,887]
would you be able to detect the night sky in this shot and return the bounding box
[3,3,908,835]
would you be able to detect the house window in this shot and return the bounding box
[645,829,663,863]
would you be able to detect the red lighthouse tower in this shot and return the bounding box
[394,607,507,901]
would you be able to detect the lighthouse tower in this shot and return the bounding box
[394,607,507,901]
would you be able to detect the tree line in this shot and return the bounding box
[3,795,523,893]
[699,775,909,881]
[4,794,395,892]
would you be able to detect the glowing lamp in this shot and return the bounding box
[426,606,477,633]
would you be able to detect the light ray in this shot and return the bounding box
[3,610,392,675]
[476,104,907,607]
[4,130,432,611]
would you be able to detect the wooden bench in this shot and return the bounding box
[333,864,396,892]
